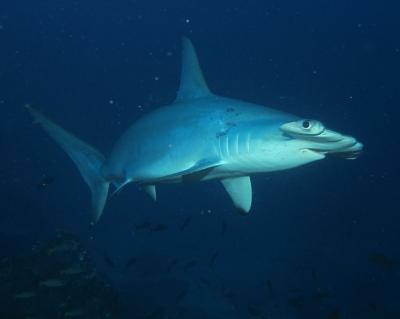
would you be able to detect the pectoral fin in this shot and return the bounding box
[221,176,252,213]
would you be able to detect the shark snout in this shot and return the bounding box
[305,131,363,159]
[321,133,363,159]
[280,120,363,160]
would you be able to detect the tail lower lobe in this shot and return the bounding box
[26,106,109,222]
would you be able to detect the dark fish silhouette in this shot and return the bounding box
[247,305,268,318]
[367,302,378,312]
[176,287,189,303]
[288,288,302,294]
[150,224,168,232]
[36,175,55,190]
[103,252,116,269]
[221,220,227,236]
[209,251,219,267]
[45,232,80,255]
[313,290,332,302]
[223,288,236,300]
[288,297,304,310]
[327,310,340,319]
[262,279,273,295]
[167,258,178,272]
[180,216,192,231]
[368,252,398,270]
[124,256,137,270]
[247,305,261,317]
[199,277,211,288]
[144,306,165,319]
[183,260,197,272]
[135,222,152,230]
[311,269,318,281]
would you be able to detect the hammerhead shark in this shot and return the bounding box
[27,38,363,222]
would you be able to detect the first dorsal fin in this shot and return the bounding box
[176,37,211,101]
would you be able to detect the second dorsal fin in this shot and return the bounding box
[175,37,211,101]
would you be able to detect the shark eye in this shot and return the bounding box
[302,120,311,129]
[280,120,325,136]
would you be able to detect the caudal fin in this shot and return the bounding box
[26,106,109,222]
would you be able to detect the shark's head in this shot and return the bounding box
[275,119,363,167]
[245,118,363,173]
[280,119,363,158]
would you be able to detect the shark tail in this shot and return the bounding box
[26,106,109,223]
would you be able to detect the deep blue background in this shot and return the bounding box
[1,0,399,318]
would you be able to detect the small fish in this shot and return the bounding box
[311,269,318,281]
[288,297,304,310]
[327,310,340,319]
[124,256,137,270]
[288,288,302,294]
[135,222,152,230]
[313,290,332,302]
[221,220,227,236]
[64,309,83,317]
[144,306,165,319]
[103,253,116,269]
[84,271,96,280]
[47,239,80,255]
[167,258,178,272]
[222,288,236,300]
[150,224,168,232]
[60,265,84,275]
[180,216,192,231]
[367,302,378,312]
[247,305,261,317]
[36,175,55,190]
[183,260,197,272]
[39,279,65,287]
[14,291,37,299]
[209,251,219,267]
[262,279,273,294]
[368,252,398,270]
[199,277,211,287]
[176,287,188,303]
[278,95,294,100]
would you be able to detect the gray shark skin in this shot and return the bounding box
[27,38,363,222]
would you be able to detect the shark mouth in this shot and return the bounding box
[281,120,363,160]
[333,150,362,160]
[308,141,363,160]
[328,141,364,160]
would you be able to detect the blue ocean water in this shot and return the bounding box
[0,0,399,318]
